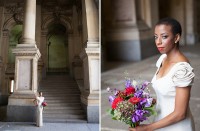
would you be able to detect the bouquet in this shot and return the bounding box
[107,77,156,128]
[42,101,47,107]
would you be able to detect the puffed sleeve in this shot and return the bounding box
[172,63,195,87]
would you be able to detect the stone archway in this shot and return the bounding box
[40,16,74,75]
[0,17,21,102]
[47,24,69,73]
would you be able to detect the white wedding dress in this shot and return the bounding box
[36,96,44,127]
[151,54,195,131]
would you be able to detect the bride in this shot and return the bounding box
[129,18,195,131]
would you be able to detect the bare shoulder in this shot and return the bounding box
[176,53,190,63]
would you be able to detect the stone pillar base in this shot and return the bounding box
[7,94,36,122]
[0,94,9,105]
[8,44,40,122]
[7,105,36,122]
[81,93,99,123]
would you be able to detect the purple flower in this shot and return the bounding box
[140,98,147,105]
[134,90,143,98]
[132,115,140,122]
[141,81,150,90]
[125,79,132,88]
[143,92,150,98]
[132,110,149,123]
[109,96,115,104]
[145,98,153,107]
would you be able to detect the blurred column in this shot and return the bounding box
[185,0,198,45]
[103,0,159,61]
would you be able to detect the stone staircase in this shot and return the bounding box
[39,75,86,123]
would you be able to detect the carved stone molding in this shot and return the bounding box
[41,1,73,16]
[5,3,24,24]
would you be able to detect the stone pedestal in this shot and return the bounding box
[7,44,41,121]
[80,47,99,123]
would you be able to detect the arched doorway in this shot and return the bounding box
[47,24,68,73]
[8,24,22,64]
[8,24,22,93]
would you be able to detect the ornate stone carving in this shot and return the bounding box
[42,0,73,16]
[5,3,24,24]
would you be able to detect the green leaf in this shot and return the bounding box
[112,117,117,120]
[107,108,113,114]
[144,105,157,115]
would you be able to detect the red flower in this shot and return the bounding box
[129,97,141,104]
[125,87,135,95]
[42,102,47,107]
[112,97,123,109]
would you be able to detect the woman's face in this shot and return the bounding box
[39,92,42,96]
[154,24,177,54]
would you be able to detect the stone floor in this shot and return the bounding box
[101,44,200,131]
[0,122,99,131]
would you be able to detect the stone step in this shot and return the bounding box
[43,94,80,97]
[40,83,78,85]
[44,96,80,100]
[45,106,82,110]
[41,91,80,93]
[42,93,80,96]
[46,103,82,107]
[44,109,84,114]
[45,99,80,103]
[39,74,86,123]
[40,85,79,88]
[43,118,87,123]
[44,114,86,119]
[40,88,79,91]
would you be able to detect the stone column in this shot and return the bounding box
[103,0,159,61]
[21,0,36,45]
[40,30,48,78]
[35,4,43,82]
[7,0,41,122]
[0,56,3,104]
[80,0,99,123]
[0,6,4,56]
[68,34,74,76]
[72,5,83,80]
[0,30,9,102]
[185,0,198,45]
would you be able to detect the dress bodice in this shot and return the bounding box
[36,96,44,107]
[151,54,195,131]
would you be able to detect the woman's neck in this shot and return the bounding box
[166,48,181,63]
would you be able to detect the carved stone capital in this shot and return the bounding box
[12,45,41,60]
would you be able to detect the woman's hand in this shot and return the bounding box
[129,124,151,131]
[33,98,38,106]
